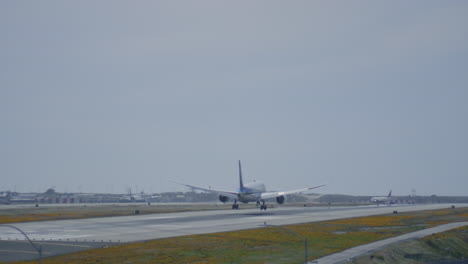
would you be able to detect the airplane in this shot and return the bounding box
[175,160,325,210]
[119,188,147,203]
[0,191,11,205]
[370,190,392,205]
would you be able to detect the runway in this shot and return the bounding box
[1,203,462,243]
[0,203,466,262]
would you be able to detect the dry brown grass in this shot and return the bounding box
[0,203,236,224]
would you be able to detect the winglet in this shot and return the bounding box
[306,184,326,191]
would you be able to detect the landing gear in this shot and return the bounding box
[260,200,267,210]
[232,199,239,210]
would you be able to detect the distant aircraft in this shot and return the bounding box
[0,191,11,205]
[370,190,392,205]
[119,188,147,203]
[175,160,325,210]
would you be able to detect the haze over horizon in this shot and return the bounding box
[2,1,467,197]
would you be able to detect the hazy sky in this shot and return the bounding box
[2,1,467,196]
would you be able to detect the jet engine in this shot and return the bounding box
[276,195,285,204]
[219,195,229,203]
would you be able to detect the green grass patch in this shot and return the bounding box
[343,226,468,264]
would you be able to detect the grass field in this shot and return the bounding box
[4,206,468,264]
[0,203,333,224]
[0,203,238,224]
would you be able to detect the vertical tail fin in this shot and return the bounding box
[238,160,244,191]
[386,190,392,206]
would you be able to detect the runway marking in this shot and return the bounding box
[0,249,51,254]
[38,242,92,248]
[2,240,92,248]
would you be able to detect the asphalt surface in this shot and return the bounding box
[0,240,111,262]
[1,203,466,262]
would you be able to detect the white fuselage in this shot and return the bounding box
[370,196,389,203]
[237,181,266,203]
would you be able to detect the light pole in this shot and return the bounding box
[0,225,42,264]
[263,223,308,264]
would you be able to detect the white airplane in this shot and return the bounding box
[176,160,325,210]
[370,190,392,205]
[119,188,147,203]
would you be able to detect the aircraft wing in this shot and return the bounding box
[260,184,326,200]
[172,182,239,199]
